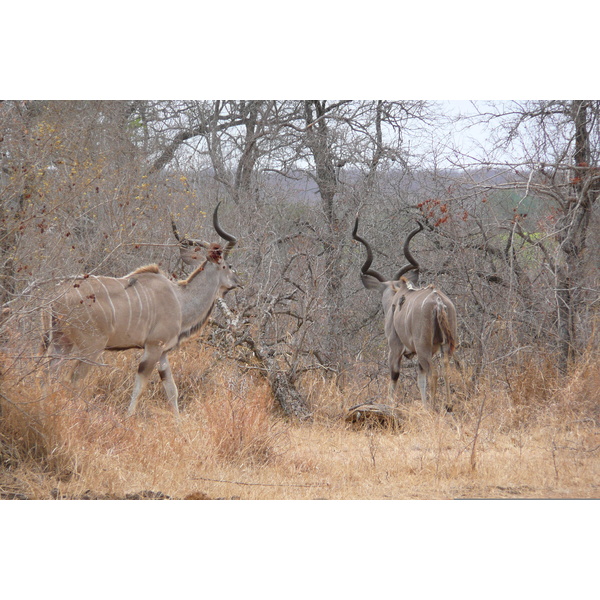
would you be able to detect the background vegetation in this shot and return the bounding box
[1,100,599,501]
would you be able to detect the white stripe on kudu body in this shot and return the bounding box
[45,204,240,417]
[353,217,458,409]
[96,278,117,324]
[117,278,134,331]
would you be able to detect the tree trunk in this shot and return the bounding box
[555,101,599,371]
[239,330,312,421]
[216,299,311,421]
[303,101,348,378]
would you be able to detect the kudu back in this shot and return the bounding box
[352,217,457,409]
[45,203,240,416]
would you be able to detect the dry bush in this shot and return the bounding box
[559,354,600,421]
[200,377,285,464]
[299,373,351,422]
[1,342,599,500]
[1,342,290,497]
[488,351,600,429]
[503,354,560,415]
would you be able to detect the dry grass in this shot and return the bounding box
[1,344,599,500]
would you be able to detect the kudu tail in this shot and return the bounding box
[435,296,456,356]
[435,295,456,411]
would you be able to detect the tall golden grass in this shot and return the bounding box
[1,343,599,500]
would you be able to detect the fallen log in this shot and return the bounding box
[345,402,404,429]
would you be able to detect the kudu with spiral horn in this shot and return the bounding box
[45,203,241,416]
[352,217,457,409]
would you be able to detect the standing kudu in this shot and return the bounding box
[352,217,457,409]
[45,203,240,416]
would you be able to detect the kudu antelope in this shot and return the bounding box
[45,203,240,416]
[352,217,457,409]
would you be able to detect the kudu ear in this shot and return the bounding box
[170,214,210,267]
[360,273,388,291]
[402,268,419,286]
[179,245,206,266]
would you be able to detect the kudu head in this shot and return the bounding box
[352,216,424,290]
[171,202,241,293]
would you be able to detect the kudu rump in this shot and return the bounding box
[352,217,457,409]
[45,203,240,416]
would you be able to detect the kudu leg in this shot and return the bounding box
[46,346,72,382]
[388,366,401,402]
[69,341,106,386]
[387,336,403,402]
[158,353,179,415]
[417,358,437,409]
[127,344,163,417]
[442,348,452,410]
[70,357,96,384]
[45,330,82,383]
[417,366,428,407]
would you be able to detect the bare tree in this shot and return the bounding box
[481,101,599,370]
[427,100,600,374]
[136,100,438,393]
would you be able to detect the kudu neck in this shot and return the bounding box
[177,260,224,331]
